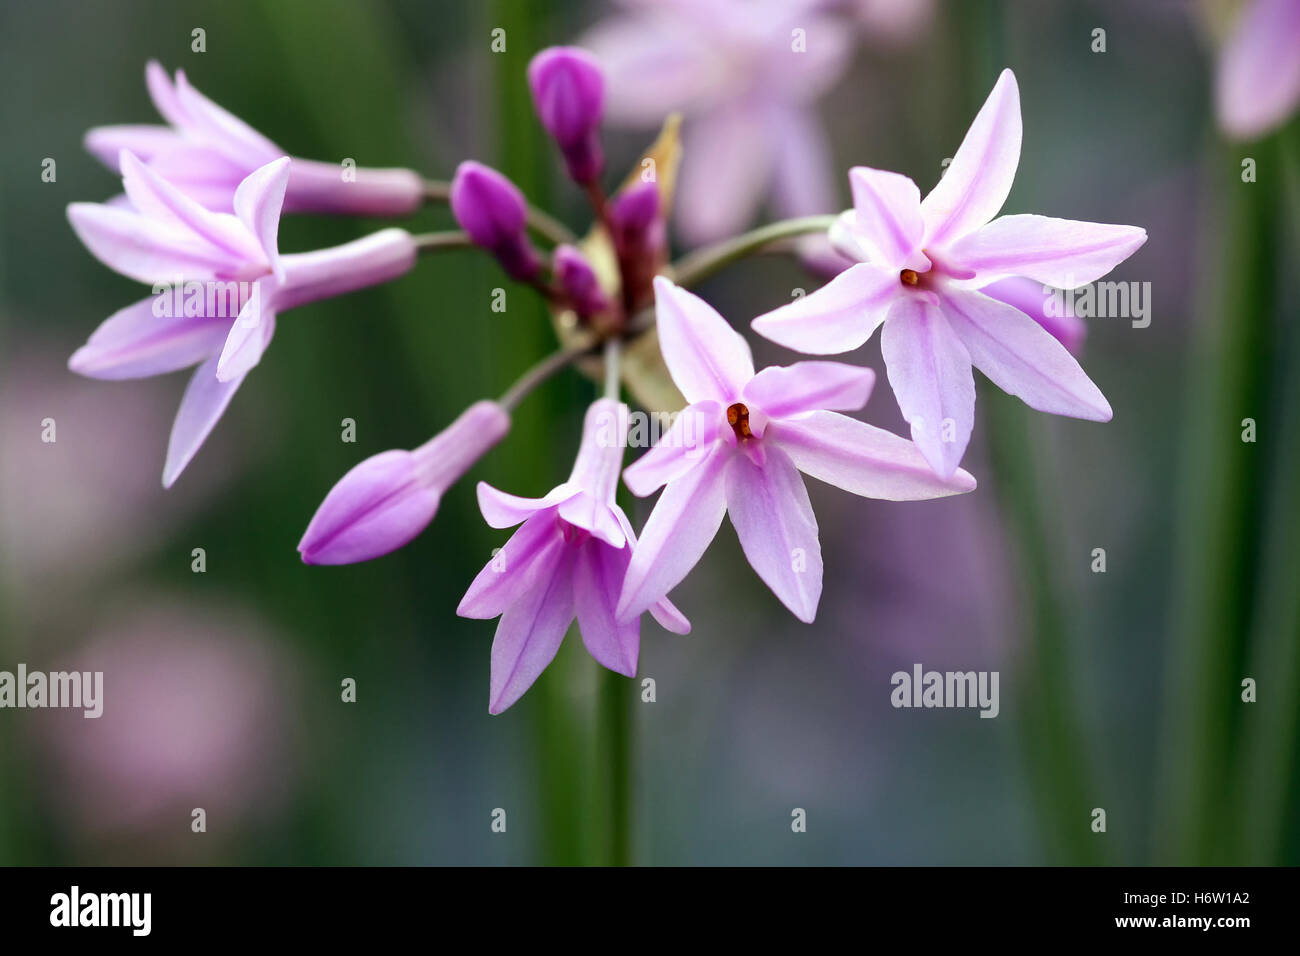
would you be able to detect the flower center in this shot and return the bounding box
[900,268,921,286]
[726,402,753,441]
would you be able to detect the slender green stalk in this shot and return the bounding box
[593,665,634,866]
[412,230,472,252]
[669,215,838,287]
[1154,137,1276,865]
[497,339,599,412]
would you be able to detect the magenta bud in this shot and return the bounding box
[553,245,611,318]
[450,161,541,281]
[528,47,606,184]
[299,401,511,565]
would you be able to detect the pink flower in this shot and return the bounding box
[616,277,976,626]
[299,401,512,565]
[582,0,853,243]
[67,152,417,486]
[458,398,689,715]
[751,70,1146,476]
[1215,0,1300,141]
[84,61,424,216]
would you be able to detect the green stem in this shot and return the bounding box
[412,230,472,252]
[1154,135,1277,865]
[668,215,838,287]
[593,665,634,866]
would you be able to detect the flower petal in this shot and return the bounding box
[68,294,231,380]
[476,481,580,530]
[616,444,731,622]
[459,511,568,620]
[771,410,977,499]
[145,60,190,128]
[948,214,1147,288]
[880,295,976,478]
[574,540,641,676]
[725,445,822,623]
[67,202,238,284]
[162,354,245,488]
[172,69,283,166]
[119,150,263,264]
[488,545,576,714]
[770,106,837,219]
[939,287,1112,421]
[751,261,898,354]
[622,400,721,497]
[921,68,1021,248]
[613,510,691,636]
[84,124,179,169]
[215,283,277,382]
[979,276,1086,355]
[847,166,928,270]
[1216,0,1300,140]
[652,276,754,405]
[742,361,875,421]
[233,157,291,282]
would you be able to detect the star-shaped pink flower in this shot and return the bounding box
[459,398,689,715]
[751,69,1147,477]
[616,277,976,626]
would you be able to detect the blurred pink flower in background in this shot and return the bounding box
[0,344,232,596]
[1214,0,1300,141]
[33,601,300,854]
[583,0,854,243]
[843,0,936,44]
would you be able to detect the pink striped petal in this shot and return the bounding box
[84,124,179,169]
[921,69,1021,248]
[622,400,721,497]
[574,540,641,676]
[172,69,283,166]
[459,511,568,620]
[476,481,579,530]
[120,150,262,263]
[233,157,291,282]
[488,546,577,714]
[163,354,246,488]
[948,214,1147,288]
[215,283,277,382]
[939,287,1112,421]
[145,60,189,128]
[880,295,976,478]
[67,202,238,284]
[725,445,822,623]
[751,261,898,354]
[616,443,731,622]
[742,361,875,421]
[980,276,1086,355]
[847,166,928,270]
[652,277,754,404]
[612,510,691,635]
[771,411,977,500]
[68,294,231,380]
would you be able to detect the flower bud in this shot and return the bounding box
[553,245,611,318]
[299,401,511,565]
[450,161,541,281]
[528,47,606,184]
[608,181,666,310]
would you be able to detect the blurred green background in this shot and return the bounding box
[0,0,1295,865]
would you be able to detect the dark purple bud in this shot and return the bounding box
[450,161,541,281]
[609,181,660,243]
[608,181,666,312]
[528,47,606,184]
[554,245,611,318]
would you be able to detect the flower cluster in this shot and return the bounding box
[68,47,1144,713]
